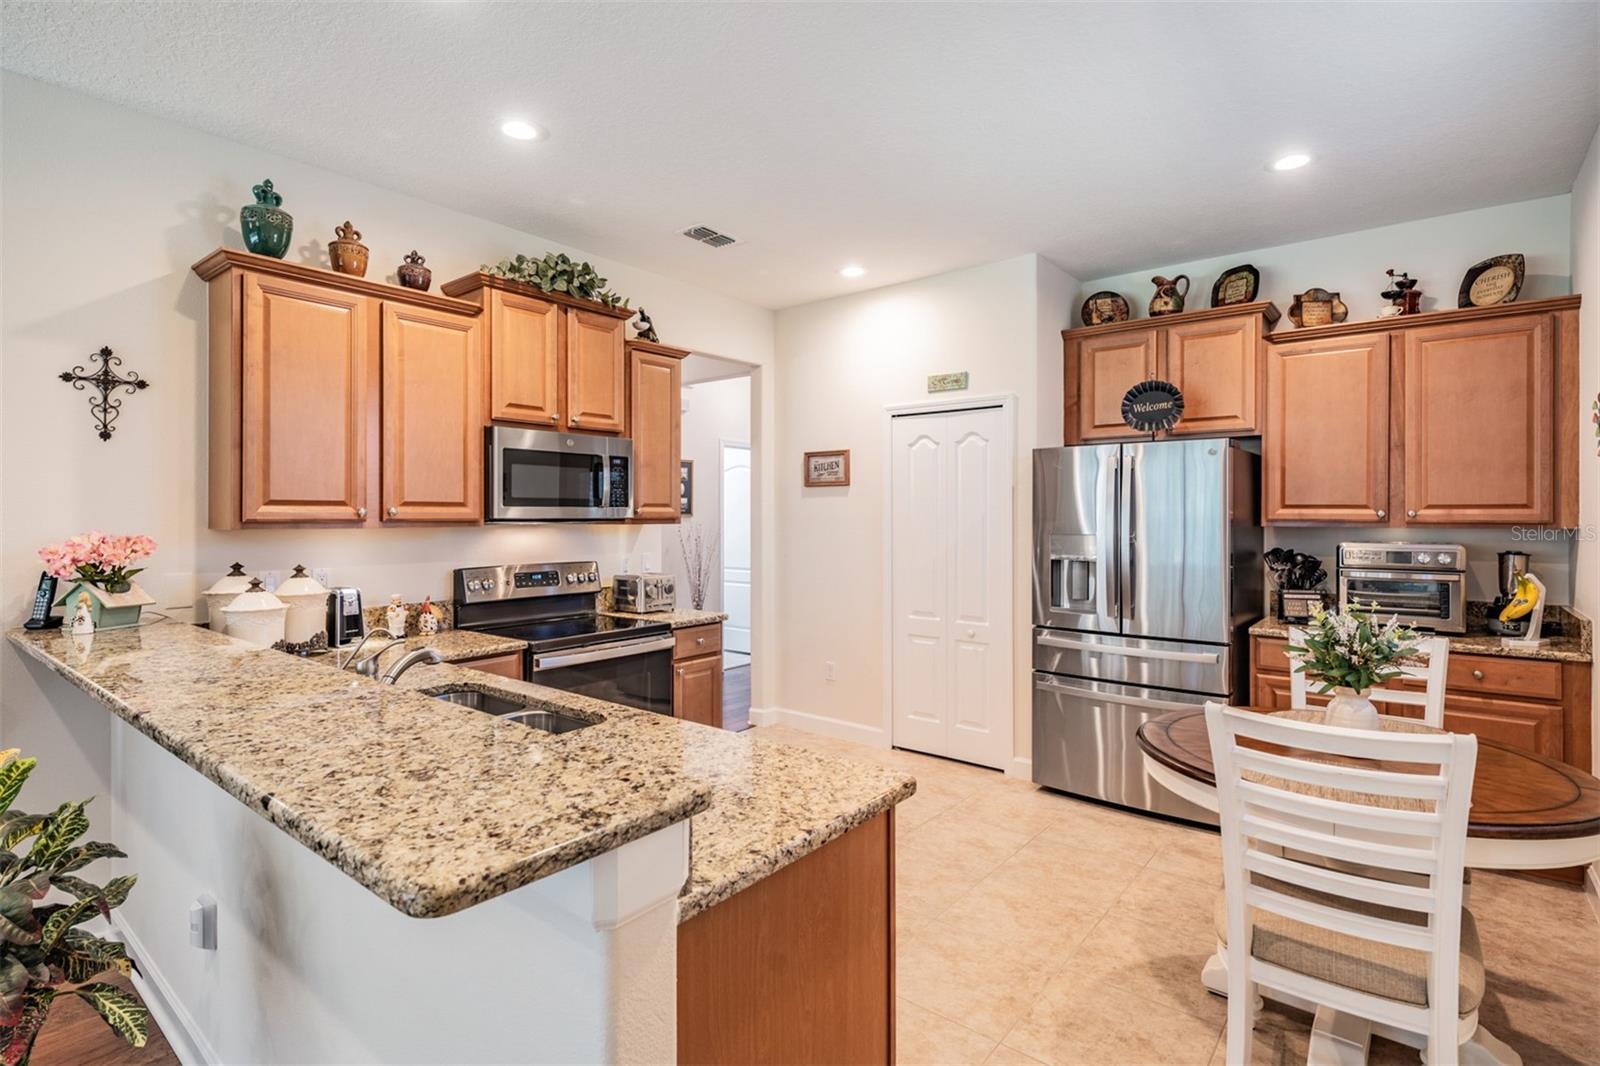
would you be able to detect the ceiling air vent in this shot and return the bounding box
[682,225,737,248]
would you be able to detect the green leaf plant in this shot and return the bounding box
[482,251,631,310]
[0,750,146,1065]
[1283,603,1423,695]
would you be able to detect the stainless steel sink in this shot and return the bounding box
[428,687,592,734]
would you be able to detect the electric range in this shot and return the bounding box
[453,561,675,715]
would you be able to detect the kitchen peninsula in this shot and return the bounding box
[7,620,912,1064]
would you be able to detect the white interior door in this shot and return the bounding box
[720,442,752,654]
[890,405,1012,769]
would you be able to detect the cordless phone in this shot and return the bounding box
[23,572,62,630]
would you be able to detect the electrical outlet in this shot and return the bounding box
[312,568,331,588]
[256,570,280,592]
[824,661,836,682]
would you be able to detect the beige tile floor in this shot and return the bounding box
[755,725,1600,1066]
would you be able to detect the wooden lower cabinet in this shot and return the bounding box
[456,652,524,680]
[1250,635,1589,770]
[674,624,723,729]
[380,303,483,522]
[678,811,895,1065]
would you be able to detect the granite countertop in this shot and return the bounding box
[599,606,728,629]
[361,628,526,664]
[7,622,708,918]
[1250,604,1591,664]
[9,621,914,925]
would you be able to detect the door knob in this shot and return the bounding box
[1406,509,1417,519]
[356,507,367,519]
[966,629,976,639]
[387,506,398,517]
[1375,509,1386,519]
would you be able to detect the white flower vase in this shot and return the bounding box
[1325,686,1381,730]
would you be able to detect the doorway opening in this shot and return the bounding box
[885,396,1015,770]
[677,354,754,730]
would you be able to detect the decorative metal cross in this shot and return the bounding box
[59,346,150,441]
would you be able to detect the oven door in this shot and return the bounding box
[528,634,676,714]
[487,426,633,521]
[1338,569,1466,633]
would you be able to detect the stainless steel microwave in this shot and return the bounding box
[486,426,633,522]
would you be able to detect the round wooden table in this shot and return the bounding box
[1137,707,1600,870]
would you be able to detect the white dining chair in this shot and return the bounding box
[1287,627,1451,727]
[1203,702,1493,1066]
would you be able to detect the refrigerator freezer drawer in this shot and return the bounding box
[1032,628,1231,696]
[1031,673,1217,826]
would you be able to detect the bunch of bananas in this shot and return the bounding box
[1498,573,1541,623]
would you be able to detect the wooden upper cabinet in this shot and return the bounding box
[1073,331,1158,440]
[380,303,484,523]
[566,308,627,434]
[1063,303,1279,444]
[1162,313,1262,436]
[239,272,375,524]
[1399,313,1553,525]
[627,340,686,521]
[487,290,562,426]
[1264,333,1390,524]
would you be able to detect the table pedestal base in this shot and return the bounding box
[1202,945,1522,1066]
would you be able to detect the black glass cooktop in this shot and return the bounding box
[472,612,671,653]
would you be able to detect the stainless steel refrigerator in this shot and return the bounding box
[1032,438,1261,825]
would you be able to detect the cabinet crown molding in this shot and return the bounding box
[440,272,637,320]
[626,338,691,360]
[1265,294,1582,344]
[1064,300,1281,339]
[190,247,482,316]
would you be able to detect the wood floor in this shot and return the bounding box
[723,662,751,732]
[29,974,178,1066]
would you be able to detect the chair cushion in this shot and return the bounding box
[1213,887,1485,1015]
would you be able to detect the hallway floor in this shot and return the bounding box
[754,725,1600,1066]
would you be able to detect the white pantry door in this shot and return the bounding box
[720,442,752,654]
[889,405,1012,769]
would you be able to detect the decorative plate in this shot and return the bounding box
[1080,290,1130,326]
[1458,253,1525,308]
[1121,379,1185,433]
[1287,287,1348,328]
[1210,264,1259,307]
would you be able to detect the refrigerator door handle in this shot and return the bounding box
[1095,452,1118,628]
[1120,452,1137,625]
[1033,675,1202,713]
[1034,633,1221,664]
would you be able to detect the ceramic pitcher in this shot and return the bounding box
[1148,274,1190,316]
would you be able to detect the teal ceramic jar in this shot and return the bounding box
[240,179,293,258]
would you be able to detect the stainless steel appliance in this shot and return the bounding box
[1032,438,1262,825]
[485,426,633,522]
[1336,542,1467,634]
[1497,550,1530,600]
[326,586,365,647]
[453,560,675,714]
[612,573,676,613]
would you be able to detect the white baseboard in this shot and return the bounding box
[747,706,890,748]
[1006,756,1033,782]
[1586,863,1600,924]
[110,915,216,1066]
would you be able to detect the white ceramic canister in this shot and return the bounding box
[276,564,330,645]
[201,562,255,629]
[220,578,288,648]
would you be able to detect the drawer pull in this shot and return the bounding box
[1472,669,1484,681]
[697,637,706,645]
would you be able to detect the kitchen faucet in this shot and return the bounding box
[378,647,445,684]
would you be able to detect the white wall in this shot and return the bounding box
[1078,195,1573,326]
[770,254,1077,767]
[0,73,776,766]
[668,375,751,612]
[1570,124,1600,777]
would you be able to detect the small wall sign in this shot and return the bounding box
[804,449,851,487]
[1121,379,1185,433]
[927,371,969,393]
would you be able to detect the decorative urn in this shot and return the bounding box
[239,179,294,259]
[397,250,432,291]
[219,578,288,648]
[276,564,331,651]
[201,562,255,629]
[329,221,369,277]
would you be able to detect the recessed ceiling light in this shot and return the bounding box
[840,264,866,278]
[501,119,543,141]
[1270,153,1311,171]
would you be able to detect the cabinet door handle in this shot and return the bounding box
[696,637,706,645]
[387,506,398,518]
[1376,509,1386,519]
[1472,669,1485,681]
[1407,509,1417,519]
[356,507,367,519]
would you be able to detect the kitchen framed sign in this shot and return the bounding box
[804,449,851,487]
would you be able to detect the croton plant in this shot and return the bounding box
[0,750,146,1064]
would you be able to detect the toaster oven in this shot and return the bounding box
[1336,542,1467,634]
[613,573,676,613]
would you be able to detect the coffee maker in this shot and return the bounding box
[1488,551,1530,636]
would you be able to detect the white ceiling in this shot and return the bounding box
[3,2,1596,309]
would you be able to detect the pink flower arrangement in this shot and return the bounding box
[37,531,157,592]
